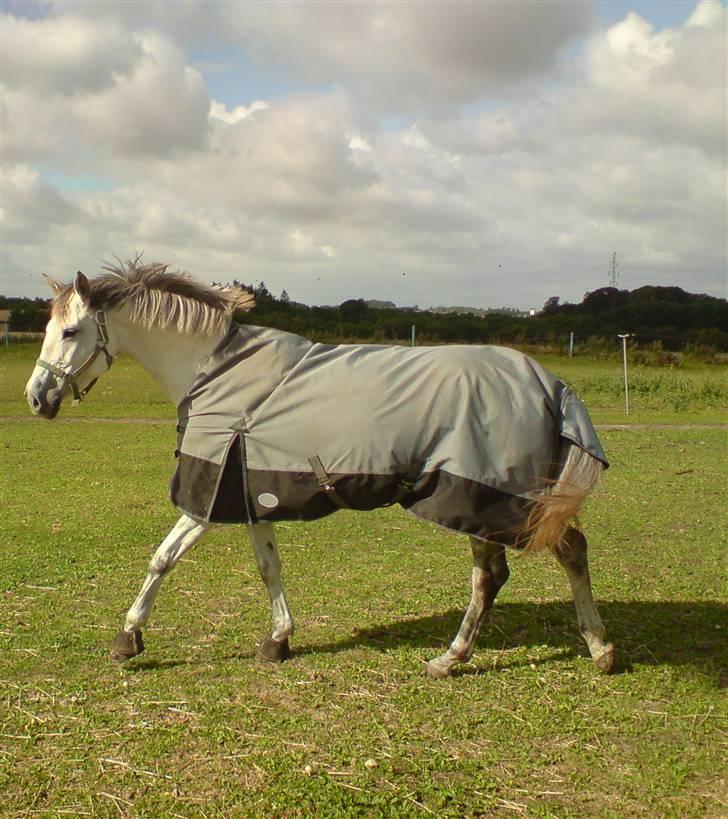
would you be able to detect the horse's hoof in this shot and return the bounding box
[110,629,145,663]
[423,659,451,679]
[594,644,615,674]
[257,637,290,663]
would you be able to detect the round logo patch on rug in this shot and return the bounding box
[258,492,279,509]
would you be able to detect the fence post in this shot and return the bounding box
[411,325,416,347]
[568,331,574,357]
[617,334,632,414]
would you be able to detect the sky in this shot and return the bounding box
[1,0,726,309]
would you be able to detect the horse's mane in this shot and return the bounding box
[51,257,255,336]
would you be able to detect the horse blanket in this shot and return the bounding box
[170,323,608,545]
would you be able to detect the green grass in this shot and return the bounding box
[0,345,173,420]
[1,346,726,816]
[536,353,728,425]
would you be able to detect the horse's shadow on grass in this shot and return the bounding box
[124,600,727,683]
[125,657,189,672]
[296,600,728,679]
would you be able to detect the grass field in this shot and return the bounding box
[1,345,727,817]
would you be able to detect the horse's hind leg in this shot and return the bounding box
[555,527,614,673]
[110,514,209,662]
[248,523,294,662]
[425,537,509,679]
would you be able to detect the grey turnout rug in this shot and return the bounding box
[171,323,608,545]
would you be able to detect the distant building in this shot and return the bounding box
[529,308,536,317]
[430,305,529,318]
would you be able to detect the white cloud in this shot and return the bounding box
[225,1,592,112]
[171,93,377,222]
[49,0,234,46]
[687,0,725,28]
[1,1,725,306]
[0,13,142,94]
[1,17,211,159]
[581,1,726,154]
[209,99,269,124]
[348,135,372,153]
[1,165,83,243]
[1,87,64,162]
[71,31,210,157]
[49,0,593,112]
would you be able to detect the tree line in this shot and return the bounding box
[2,283,726,350]
[235,283,728,350]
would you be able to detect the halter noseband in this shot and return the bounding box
[35,310,114,404]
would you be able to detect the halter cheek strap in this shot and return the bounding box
[35,310,114,404]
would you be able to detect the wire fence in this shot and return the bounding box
[3,331,726,363]
[5,332,45,344]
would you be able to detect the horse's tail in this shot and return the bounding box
[522,442,605,553]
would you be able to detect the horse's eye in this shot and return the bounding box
[62,329,77,339]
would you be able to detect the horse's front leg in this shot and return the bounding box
[247,522,294,662]
[110,514,210,662]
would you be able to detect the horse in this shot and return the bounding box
[25,260,615,677]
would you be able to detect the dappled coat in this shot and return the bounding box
[170,323,608,545]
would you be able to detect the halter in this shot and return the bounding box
[35,310,114,404]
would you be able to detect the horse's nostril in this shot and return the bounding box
[30,395,41,411]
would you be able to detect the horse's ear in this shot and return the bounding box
[42,274,65,295]
[73,271,91,303]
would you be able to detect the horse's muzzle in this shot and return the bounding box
[27,386,62,419]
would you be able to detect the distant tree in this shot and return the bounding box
[339,299,369,322]
[580,287,628,314]
[252,281,276,310]
[2,297,50,331]
[31,273,718,349]
[542,296,561,314]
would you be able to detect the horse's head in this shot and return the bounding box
[25,271,115,419]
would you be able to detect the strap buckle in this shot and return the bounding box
[307,455,352,509]
[396,460,424,498]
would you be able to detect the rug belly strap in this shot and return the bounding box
[307,455,352,509]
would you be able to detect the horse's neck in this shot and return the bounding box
[111,316,227,406]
